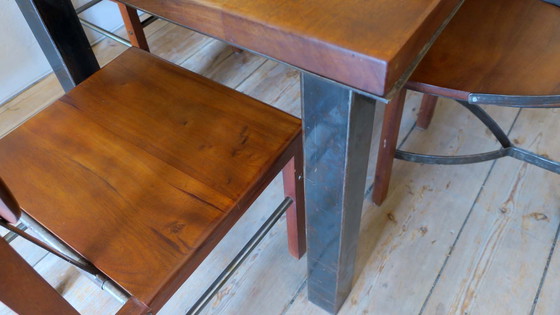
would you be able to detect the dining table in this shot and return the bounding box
[18,0,464,312]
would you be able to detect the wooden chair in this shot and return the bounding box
[1,2,305,313]
[372,0,560,205]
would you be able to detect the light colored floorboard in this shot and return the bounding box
[422,108,560,314]
[508,108,560,315]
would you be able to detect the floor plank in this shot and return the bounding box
[509,108,560,315]
[422,110,560,314]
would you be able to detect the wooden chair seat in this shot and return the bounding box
[373,0,560,205]
[0,47,304,312]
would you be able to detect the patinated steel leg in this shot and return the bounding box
[302,73,376,313]
[15,0,99,92]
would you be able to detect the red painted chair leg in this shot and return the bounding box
[416,94,438,129]
[372,89,407,206]
[116,2,150,51]
[230,47,243,54]
[282,142,306,259]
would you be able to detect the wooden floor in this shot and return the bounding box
[1,18,559,315]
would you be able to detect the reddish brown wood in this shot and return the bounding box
[0,177,20,224]
[118,0,463,97]
[416,94,438,130]
[282,137,306,259]
[372,89,407,206]
[0,238,78,314]
[117,298,151,315]
[409,0,560,98]
[116,2,150,51]
[0,48,302,312]
[230,47,243,54]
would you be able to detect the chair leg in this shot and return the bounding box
[230,47,243,54]
[416,94,438,129]
[116,2,150,51]
[372,89,407,206]
[282,143,306,259]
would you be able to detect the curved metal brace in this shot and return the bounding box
[396,99,560,175]
[395,149,507,165]
[396,146,560,174]
[457,100,512,148]
[468,93,560,107]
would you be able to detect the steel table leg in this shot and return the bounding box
[302,73,376,313]
[15,0,99,92]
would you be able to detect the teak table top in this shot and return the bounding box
[120,0,464,98]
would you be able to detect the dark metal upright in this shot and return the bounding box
[302,73,376,313]
[15,0,100,92]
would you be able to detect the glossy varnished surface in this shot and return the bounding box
[0,48,301,311]
[120,0,463,97]
[409,0,560,99]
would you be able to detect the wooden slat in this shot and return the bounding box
[443,107,560,315]
[423,161,558,314]
[236,60,301,116]
[147,22,213,65]
[179,39,267,88]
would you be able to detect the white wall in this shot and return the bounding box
[0,0,127,105]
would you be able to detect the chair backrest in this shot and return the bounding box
[0,177,20,224]
[0,237,78,314]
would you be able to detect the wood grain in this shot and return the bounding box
[408,0,560,99]
[0,48,301,311]
[0,238,78,314]
[118,0,463,97]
